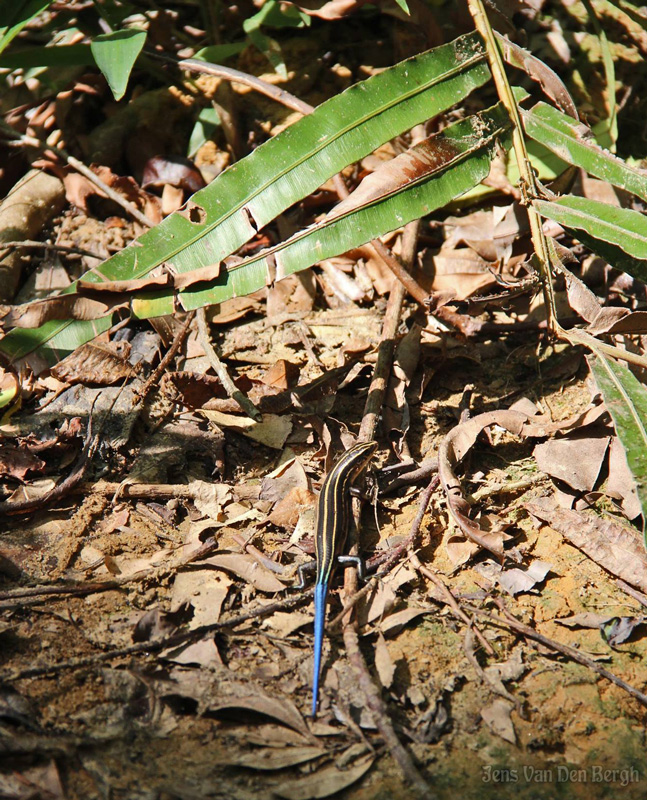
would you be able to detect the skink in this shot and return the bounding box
[311,439,378,716]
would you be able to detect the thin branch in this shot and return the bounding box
[466,601,647,708]
[196,307,262,421]
[135,310,196,404]
[0,240,106,260]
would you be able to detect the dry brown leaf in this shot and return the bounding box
[272,749,374,800]
[202,410,292,449]
[189,481,233,521]
[261,359,301,390]
[378,607,431,637]
[209,691,310,737]
[214,745,325,771]
[261,458,309,504]
[374,632,395,689]
[606,437,642,519]
[439,409,558,560]
[443,204,524,263]
[533,433,610,494]
[269,486,316,530]
[232,723,312,747]
[51,339,136,385]
[0,445,45,480]
[170,569,232,627]
[527,498,647,594]
[262,610,313,637]
[164,638,222,667]
[480,699,517,744]
[476,559,552,596]
[202,553,286,592]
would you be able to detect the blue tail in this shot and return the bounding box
[312,582,329,716]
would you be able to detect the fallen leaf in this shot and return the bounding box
[209,691,310,737]
[214,745,325,771]
[269,486,316,529]
[202,553,286,592]
[0,445,45,480]
[534,432,610,493]
[378,607,431,637]
[170,569,232,627]
[602,616,647,646]
[50,339,136,385]
[527,498,647,594]
[272,749,374,800]
[374,633,395,689]
[189,481,233,521]
[202,410,293,449]
[481,699,516,744]
[164,638,222,667]
[262,611,313,637]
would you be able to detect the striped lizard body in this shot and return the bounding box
[312,440,378,716]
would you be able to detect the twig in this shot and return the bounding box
[358,224,421,444]
[380,456,439,494]
[0,240,106,261]
[135,310,195,404]
[0,121,155,228]
[196,307,262,421]
[465,601,647,709]
[370,239,429,307]
[154,53,314,116]
[342,625,436,800]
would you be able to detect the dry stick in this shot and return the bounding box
[465,602,647,709]
[0,240,107,261]
[370,239,429,306]
[411,551,495,657]
[3,590,313,683]
[155,53,314,115]
[135,310,196,403]
[0,123,155,229]
[340,220,434,800]
[196,307,262,421]
[0,535,248,606]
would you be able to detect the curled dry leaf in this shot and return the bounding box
[269,486,317,530]
[438,410,539,559]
